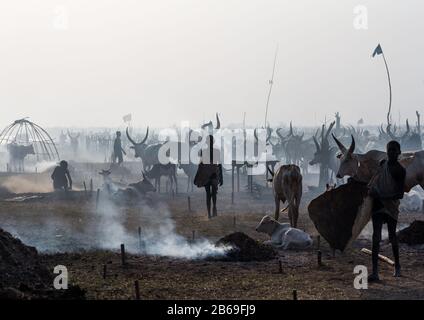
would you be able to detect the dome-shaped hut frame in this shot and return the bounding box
[0,118,59,161]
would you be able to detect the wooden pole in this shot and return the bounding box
[83,181,87,197]
[134,280,140,300]
[360,248,395,266]
[233,216,236,229]
[382,51,392,126]
[278,260,283,273]
[317,250,322,267]
[121,244,126,266]
[231,163,235,196]
[192,230,195,241]
[237,166,240,192]
[292,289,297,300]
[264,45,279,127]
[96,189,100,211]
[90,178,93,192]
[138,227,142,252]
[187,196,191,212]
[103,264,107,279]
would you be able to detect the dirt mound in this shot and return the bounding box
[398,221,424,246]
[214,232,277,262]
[0,228,85,299]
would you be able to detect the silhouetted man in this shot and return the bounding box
[194,135,223,218]
[112,131,126,165]
[367,140,405,281]
[51,160,73,191]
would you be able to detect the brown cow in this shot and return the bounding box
[270,164,302,227]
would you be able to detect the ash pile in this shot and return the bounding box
[397,220,424,246]
[0,228,85,299]
[213,232,277,262]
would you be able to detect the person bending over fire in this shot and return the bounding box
[51,160,73,191]
[367,140,405,281]
[194,135,223,219]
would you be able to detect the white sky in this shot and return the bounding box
[0,0,423,129]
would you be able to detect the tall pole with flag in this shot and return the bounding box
[372,44,392,126]
[264,45,279,128]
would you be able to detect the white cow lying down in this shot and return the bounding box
[255,215,313,250]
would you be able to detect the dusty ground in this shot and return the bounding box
[0,169,424,300]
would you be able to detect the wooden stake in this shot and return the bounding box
[317,250,322,267]
[121,244,126,266]
[134,280,140,300]
[138,227,142,252]
[103,264,107,279]
[83,181,87,196]
[278,260,283,273]
[90,178,93,192]
[360,248,395,266]
[96,189,100,211]
[187,196,191,212]
[317,235,320,250]
[292,289,297,300]
[192,230,195,241]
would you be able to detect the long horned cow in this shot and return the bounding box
[201,113,220,134]
[332,134,424,192]
[126,127,164,170]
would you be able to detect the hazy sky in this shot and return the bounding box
[1,0,423,129]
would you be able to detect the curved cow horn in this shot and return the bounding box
[325,121,335,140]
[313,135,320,152]
[126,127,140,145]
[215,113,221,130]
[276,128,284,141]
[254,128,258,141]
[140,127,149,144]
[348,135,355,154]
[201,121,212,129]
[332,133,347,154]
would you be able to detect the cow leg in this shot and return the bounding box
[274,196,280,221]
[174,172,178,195]
[287,201,293,227]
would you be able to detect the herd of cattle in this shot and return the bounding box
[2,112,424,210]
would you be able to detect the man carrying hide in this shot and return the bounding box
[367,140,406,281]
[194,135,223,219]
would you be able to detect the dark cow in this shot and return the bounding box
[144,163,178,194]
[7,143,35,172]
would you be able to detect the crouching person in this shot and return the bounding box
[51,160,73,191]
[255,215,313,250]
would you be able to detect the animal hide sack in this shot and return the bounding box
[308,180,373,251]
[193,163,219,187]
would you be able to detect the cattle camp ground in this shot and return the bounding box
[0,157,423,300]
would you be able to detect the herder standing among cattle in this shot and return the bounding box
[51,160,73,191]
[367,140,406,281]
[112,131,126,165]
[194,135,223,219]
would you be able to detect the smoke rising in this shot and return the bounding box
[1,189,231,259]
[94,194,231,259]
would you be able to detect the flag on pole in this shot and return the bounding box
[123,114,132,123]
[372,44,383,58]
